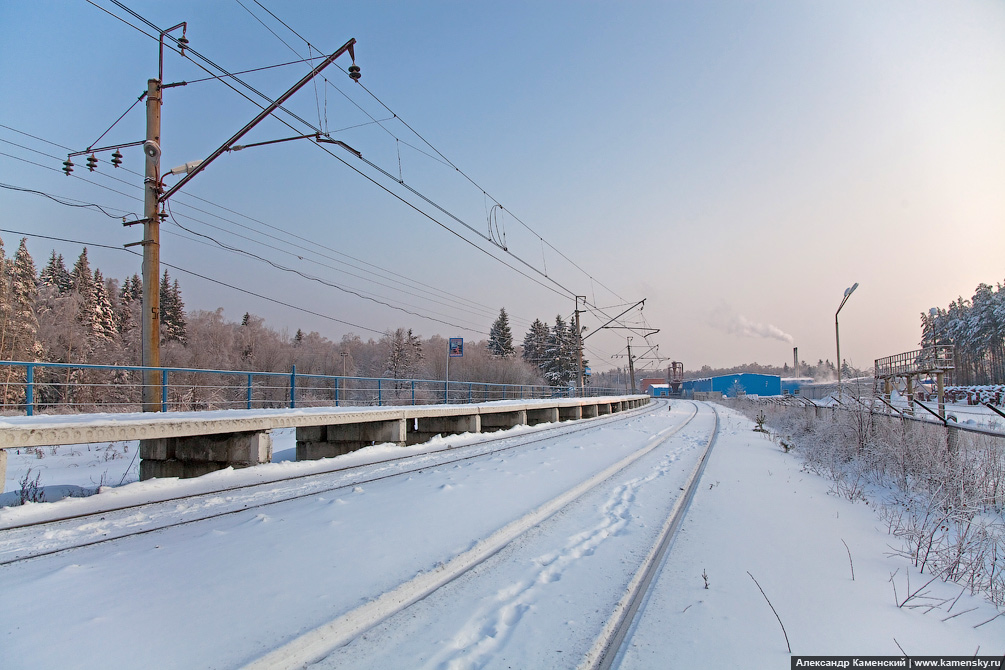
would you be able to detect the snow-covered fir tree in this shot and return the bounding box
[69,248,97,337]
[38,251,72,294]
[0,237,11,358]
[924,280,1005,384]
[521,318,549,372]
[543,314,578,387]
[7,238,40,361]
[91,269,118,341]
[116,274,140,336]
[487,308,515,358]
[159,271,188,345]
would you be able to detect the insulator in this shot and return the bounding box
[62,159,73,176]
[111,150,123,168]
[348,64,361,81]
[86,154,98,171]
[178,34,189,56]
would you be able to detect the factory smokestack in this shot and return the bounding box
[793,347,799,377]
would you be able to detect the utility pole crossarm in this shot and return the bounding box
[159,38,357,203]
[582,299,645,341]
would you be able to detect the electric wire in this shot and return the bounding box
[164,202,503,326]
[86,91,145,152]
[164,200,490,334]
[43,5,650,344]
[246,1,577,297]
[183,57,318,85]
[0,227,385,335]
[244,1,649,336]
[0,145,500,333]
[74,4,565,321]
[94,2,590,312]
[0,128,521,326]
[107,0,322,136]
[0,182,129,218]
[0,143,498,332]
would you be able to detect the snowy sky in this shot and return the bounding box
[1,1,1003,371]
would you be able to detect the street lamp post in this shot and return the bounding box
[835,282,859,401]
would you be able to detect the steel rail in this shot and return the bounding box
[584,402,721,670]
[0,401,661,564]
[241,401,707,670]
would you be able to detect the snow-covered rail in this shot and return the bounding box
[0,398,660,563]
[1,399,718,668]
[583,404,721,670]
[243,401,714,670]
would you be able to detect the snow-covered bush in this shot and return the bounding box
[725,398,1005,606]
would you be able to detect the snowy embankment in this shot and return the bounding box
[620,409,1003,666]
[0,402,1001,669]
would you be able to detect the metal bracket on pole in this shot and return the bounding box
[159,38,357,204]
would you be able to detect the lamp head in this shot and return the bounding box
[143,140,161,161]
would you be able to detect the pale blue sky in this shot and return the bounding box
[1,1,1003,372]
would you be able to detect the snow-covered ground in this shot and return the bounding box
[0,426,300,508]
[1,401,1001,668]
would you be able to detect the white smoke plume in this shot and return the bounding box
[709,304,794,344]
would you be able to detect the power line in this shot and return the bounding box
[0,142,495,333]
[164,200,508,326]
[0,227,386,335]
[164,201,491,334]
[66,6,568,318]
[243,2,644,335]
[0,126,523,326]
[41,5,649,343]
[0,182,128,218]
[96,1,590,311]
[0,132,500,333]
[183,57,319,85]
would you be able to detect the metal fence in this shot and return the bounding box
[728,392,1005,441]
[0,361,623,416]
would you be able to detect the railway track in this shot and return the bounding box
[242,401,716,670]
[584,403,720,670]
[0,399,661,565]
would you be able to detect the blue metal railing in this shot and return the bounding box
[0,361,623,416]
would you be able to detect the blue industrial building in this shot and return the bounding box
[682,373,782,398]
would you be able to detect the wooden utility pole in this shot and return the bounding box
[141,77,162,412]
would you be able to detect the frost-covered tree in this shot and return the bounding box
[488,308,515,358]
[159,271,188,345]
[521,318,549,372]
[923,280,1005,385]
[0,237,11,361]
[91,269,118,341]
[383,327,423,380]
[69,248,97,340]
[0,239,41,404]
[8,239,40,359]
[38,251,72,295]
[543,314,577,387]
